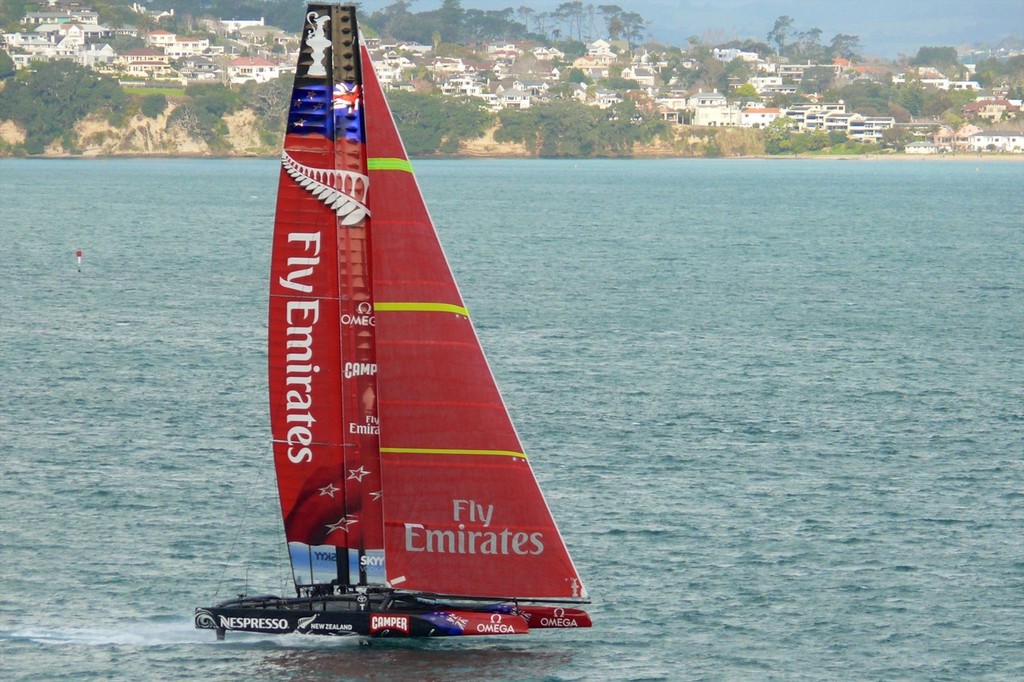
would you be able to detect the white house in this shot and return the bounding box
[846,114,895,142]
[219,17,265,33]
[145,30,176,48]
[968,132,1024,152]
[749,75,782,94]
[532,46,564,61]
[497,87,531,110]
[621,66,658,88]
[228,56,280,84]
[905,141,939,154]
[165,37,209,58]
[741,107,781,128]
[431,57,466,76]
[713,47,761,62]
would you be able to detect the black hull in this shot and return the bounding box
[195,593,531,639]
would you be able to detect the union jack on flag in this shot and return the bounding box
[445,613,468,629]
[333,83,361,114]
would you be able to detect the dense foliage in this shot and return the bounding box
[973,55,1024,96]
[0,49,15,79]
[495,99,669,157]
[140,92,168,118]
[0,61,127,153]
[387,90,493,155]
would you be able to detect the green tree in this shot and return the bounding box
[972,55,1024,89]
[140,93,168,118]
[827,33,861,61]
[437,0,465,43]
[826,80,894,117]
[185,82,242,118]
[800,66,836,95]
[881,126,915,150]
[565,68,591,84]
[909,46,960,73]
[896,80,926,117]
[792,28,825,62]
[732,82,758,102]
[0,0,27,30]
[0,60,127,154]
[620,11,645,50]
[0,49,15,79]
[763,116,795,154]
[767,15,793,56]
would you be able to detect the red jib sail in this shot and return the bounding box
[269,4,587,602]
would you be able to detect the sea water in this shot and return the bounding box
[0,157,1021,681]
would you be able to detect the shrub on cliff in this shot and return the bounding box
[140,93,168,119]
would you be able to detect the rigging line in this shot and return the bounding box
[213,439,272,599]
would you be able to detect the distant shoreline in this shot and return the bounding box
[3,152,1022,162]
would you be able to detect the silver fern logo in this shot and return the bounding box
[282,151,370,226]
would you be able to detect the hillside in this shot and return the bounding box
[0,108,772,158]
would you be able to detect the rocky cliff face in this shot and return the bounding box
[1,108,764,158]
[1,104,277,157]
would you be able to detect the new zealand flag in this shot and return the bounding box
[286,83,364,143]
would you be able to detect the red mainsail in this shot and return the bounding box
[268,5,587,602]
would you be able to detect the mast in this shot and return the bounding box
[268,4,383,594]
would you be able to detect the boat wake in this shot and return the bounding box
[6,619,227,647]
[4,618,368,648]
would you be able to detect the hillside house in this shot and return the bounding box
[22,10,99,26]
[165,37,210,58]
[741,107,781,128]
[784,102,847,130]
[497,87,532,109]
[621,66,658,88]
[440,74,487,98]
[176,56,221,81]
[145,30,176,48]
[122,48,171,65]
[228,56,280,84]
[532,46,564,61]
[431,57,466,76]
[962,99,1019,122]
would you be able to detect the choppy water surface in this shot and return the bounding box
[1,158,1021,681]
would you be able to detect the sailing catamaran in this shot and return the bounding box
[194,4,591,640]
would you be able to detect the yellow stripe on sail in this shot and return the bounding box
[368,157,414,173]
[375,301,469,317]
[381,447,527,460]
